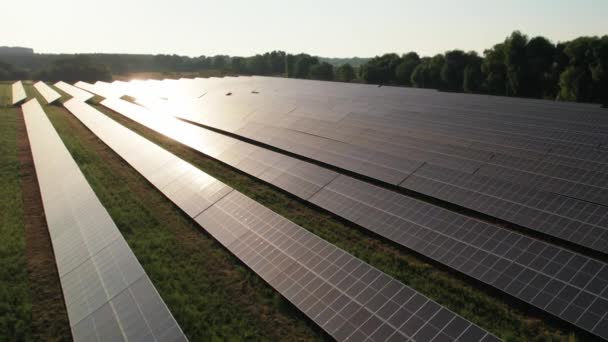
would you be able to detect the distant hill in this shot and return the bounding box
[0,46,34,55]
[318,57,371,67]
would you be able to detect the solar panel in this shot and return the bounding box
[102,98,339,200]
[12,80,27,105]
[65,98,499,342]
[100,90,608,340]
[21,98,186,342]
[33,81,61,104]
[309,175,608,340]
[401,164,608,254]
[75,81,123,99]
[125,86,608,254]
[54,81,95,102]
[161,78,607,233]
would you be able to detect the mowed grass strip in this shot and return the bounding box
[28,84,326,341]
[0,83,32,341]
[93,99,591,342]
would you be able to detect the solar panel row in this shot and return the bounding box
[401,164,608,254]
[96,95,608,340]
[21,98,186,342]
[203,103,608,206]
[33,81,61,104]
[310,175,608,340]
[64,98,499,342]
[55,81,95,102]
[110,77,608,256]
[12,80,27,105]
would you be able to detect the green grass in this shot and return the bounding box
[92,100,592,342]
[25,84,326,341]
[0,83,32,341]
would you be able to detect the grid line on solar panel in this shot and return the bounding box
[22,98,186,342]
[65,97,499,342]
[12,80,27,105]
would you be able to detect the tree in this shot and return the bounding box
[590,36,608,104]
[212,55,228,70]
[291,54,319,79]
[247,54,268,75]
[526,36,556,98]
[395,52,420,86]
[309,62,334,81]
[359,53,401,84]
[558,37,597,102]
[558,66,591,101]
[428,54,446,88]
[411,59,431,88]
[266,51,286,74]
[36,56,111,83]
[0,61,29,81]
[231,57,246,73]
[441,50,468,91]
[335,63,356,82]
[482,44,507,95]
[463,52,483,93]
[504,31,529,96]
[411,55,445,89]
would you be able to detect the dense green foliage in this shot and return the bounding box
[0,62,29,81]
[35,56,112,83]
[0,84,32,341]
[362,32,607,104]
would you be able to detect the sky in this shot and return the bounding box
[2,0,606,58]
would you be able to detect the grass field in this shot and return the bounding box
[0,81,593,341]
[0,83,32,341]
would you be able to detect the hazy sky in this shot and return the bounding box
[3,0,606,57]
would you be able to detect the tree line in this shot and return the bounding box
[357,32,607,104]
[0,31,606,104]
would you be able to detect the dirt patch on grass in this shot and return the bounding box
[16,108,71,342]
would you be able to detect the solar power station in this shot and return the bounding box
[14,77,608,341]
[63,98,499,342]
[21,98,186,342]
